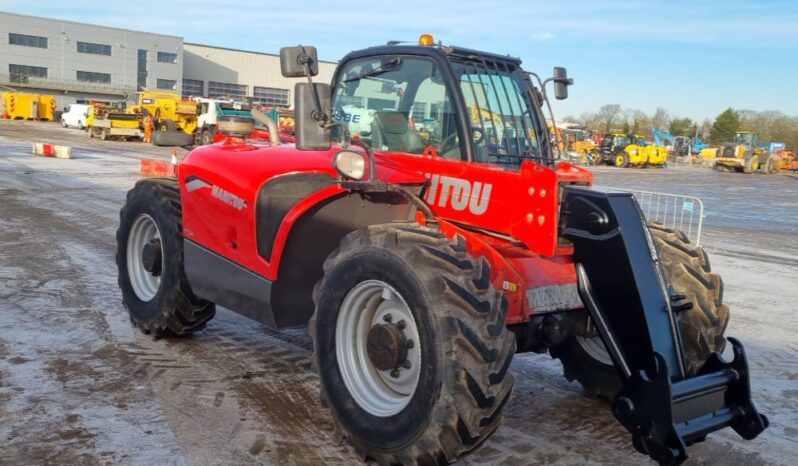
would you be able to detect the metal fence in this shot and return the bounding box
[598,187,705,245]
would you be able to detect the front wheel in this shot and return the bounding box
[614,152,629,168]
[550,223,729,398]
[200,129,211,145]
[116,179,215,336]
[311,223,515,465]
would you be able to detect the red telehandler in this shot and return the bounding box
[117,36,767,465]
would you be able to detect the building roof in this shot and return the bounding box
[0,11,183,40]
[184,42,338,65]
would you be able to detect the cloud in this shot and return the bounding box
[531,31,555,41]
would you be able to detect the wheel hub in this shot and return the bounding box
[335,280,422,417]
[367,322,409,371]
[141,239,162,275]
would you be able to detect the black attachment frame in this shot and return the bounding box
[561,186,768,466]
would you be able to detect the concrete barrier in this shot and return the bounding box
[31,143,72,159]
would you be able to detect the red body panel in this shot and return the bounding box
[179,142,427,279]
[381,152,591,256]
[179,139,593,323]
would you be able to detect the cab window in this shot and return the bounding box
[331,55,461,159]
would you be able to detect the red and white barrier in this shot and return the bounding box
[31,143,72,159]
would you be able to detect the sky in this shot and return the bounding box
[3,0,797,122]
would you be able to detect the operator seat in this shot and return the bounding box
[371,111,426,154]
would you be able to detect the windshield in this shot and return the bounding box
[735,132,756,146]
[331,54,546,168]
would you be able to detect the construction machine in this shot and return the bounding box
[194,97,252,145]
[710,131,780,174]
[127,91,198,135]
[116,37,767,466]
[590,132,666,167]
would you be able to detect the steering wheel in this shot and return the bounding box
[439,128,485,154]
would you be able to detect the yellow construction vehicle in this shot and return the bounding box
[710,131,775,174]
[1,92,56,121]
[590,132,667,168]
[127,91,198,134]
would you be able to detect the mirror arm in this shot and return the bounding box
[350,137,377,183]
[298,45,329,127]
[526,71,560,165]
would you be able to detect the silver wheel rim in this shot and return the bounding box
[576,335,614,366]
[126,214,162,301]
[335,280,422,417]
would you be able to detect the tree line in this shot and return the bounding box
[564,105,798,149]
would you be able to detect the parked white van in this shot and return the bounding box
[61,104,90,129]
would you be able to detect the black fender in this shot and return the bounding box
[261,173,420,327]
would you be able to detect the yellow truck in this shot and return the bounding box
[89,112,143,141]
[127,91,198,134]
[1,92,57,121]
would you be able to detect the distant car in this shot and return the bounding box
[61,104,90,129]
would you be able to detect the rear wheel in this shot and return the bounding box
[116,179,215,337]
[311,223,515,465]
[550,223,729,399]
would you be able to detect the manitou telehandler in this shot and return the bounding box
[117,35,767,465]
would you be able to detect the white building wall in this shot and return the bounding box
[183,43,337,106]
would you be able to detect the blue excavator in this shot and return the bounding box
[653,128,708,156]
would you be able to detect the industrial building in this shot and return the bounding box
[0,11,337,113]
[182,43,336,106]
[0,11,183,108]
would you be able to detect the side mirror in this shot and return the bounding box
[294,82,331,150]
[280,46,319,78]
[553,67,573,100]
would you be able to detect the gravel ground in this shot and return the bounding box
[0,120,796,465]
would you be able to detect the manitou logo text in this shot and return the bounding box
[211,185,247,210]
[424,174,492,215]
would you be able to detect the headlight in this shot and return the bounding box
[333,150,366,180]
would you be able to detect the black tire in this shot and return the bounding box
[151,130,193,147]
[200,128,214,145]
[159,119,177,132]
[614,151,629,168]
[61,119,67,127]
[743,156,758,174]
[713,164,729,172]
[550,222,729,399]
[310,223,515,465]
[116,178,215,337]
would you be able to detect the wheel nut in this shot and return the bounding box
[406,339,414,349]
[383,314,393,323]
[396,320,406,330]
[402,360,411,369]
[390,369,400,378]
